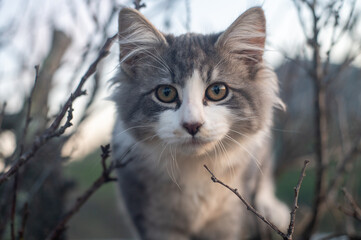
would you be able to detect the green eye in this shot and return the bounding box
[156,85,178,103]
[206,83,228,101]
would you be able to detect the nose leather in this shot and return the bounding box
[183,122,203,136]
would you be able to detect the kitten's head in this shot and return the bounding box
[112,7,284,156]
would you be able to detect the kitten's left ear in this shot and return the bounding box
[216,7,266,63]
[118,8,168,66]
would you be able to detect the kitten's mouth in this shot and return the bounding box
[183,137,212,146]
[175,137,216,156]
[190,138,203,145]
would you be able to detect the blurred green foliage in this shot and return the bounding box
[64,150,133,239]
[64,151,360,239]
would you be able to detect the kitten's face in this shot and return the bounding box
[113,8,283,156]
[153,68,233,155]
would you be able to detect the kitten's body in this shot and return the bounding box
[112,7,289,239]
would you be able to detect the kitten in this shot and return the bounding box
[112,7,289,240]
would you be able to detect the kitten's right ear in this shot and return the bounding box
[118,8,167,67]
[215,7,266,64]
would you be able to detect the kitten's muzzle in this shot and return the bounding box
[182,122,203,136]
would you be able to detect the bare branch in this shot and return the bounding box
[0,34,118,186]
[10,173,18,240]
[203,165,288,239]
[20,65,39,154]
[0,102,6,132]
[17,203,29,240]
[339,188,361,222]
[327,137,361,196]
[66,1,119,129]
[286,160,310,239]
[205,160,310,240]
[292,0,311,43]
[133,0,146,10]
[45,145,116,240]
[43,130,136,239]
[326,46,361,86]
[10,65,39,240]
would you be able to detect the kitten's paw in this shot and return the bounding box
[255,193,290,232]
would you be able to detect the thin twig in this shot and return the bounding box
[327,137,361,195]
[322,0,355,76]
[340,188,361,222]
[45,145,117,240]
[44,141,134,239]
[0,102,6,132]
[20,65,39,154]
[301,0,329,237]
[17,203,29,240]
[203,165,288,239]
[10,65,39,240]
[133,0,146,10]
[286,160,310,239]
[288,0,361,237]
[67,1,119,128]
[0,34,118,186]
[10,173,18,240]
[292,0,311,43]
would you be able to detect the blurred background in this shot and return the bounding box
[0,0,360,239]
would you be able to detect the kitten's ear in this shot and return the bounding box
[118,8,167,66]
[216,7,266,63]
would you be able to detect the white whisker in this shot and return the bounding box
[115,133,158,166]
[114,124,153,138]
[224,134,263,174]
[167,145,181,189]
[157,142,169,165]
[228,129,252,140]
[231,116,257,122]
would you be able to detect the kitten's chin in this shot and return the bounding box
[176,139,217,156]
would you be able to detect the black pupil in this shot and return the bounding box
[213,85,220,95]
[163,87,171,97]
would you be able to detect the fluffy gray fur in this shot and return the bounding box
[112,7,289,240]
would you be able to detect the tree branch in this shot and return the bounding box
[286,160,310,239]
[0,34,118,186]
[204,160,310,240]
[17,203,28,240]
[0,102,6,134]
[203,165,288,239]
[10,172,18,240]
[327,137,361,196]
[339,188,361,222]
[45,145,116,240]
[133,0,146,10]
[10,65,39,240]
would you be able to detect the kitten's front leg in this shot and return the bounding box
[141,227,190,240]
[126,202,192,240]
[254,175,290,232]
[194,198,242,240]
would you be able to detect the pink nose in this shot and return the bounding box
[182,122,203,136]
